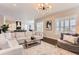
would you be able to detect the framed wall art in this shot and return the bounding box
[46,20,52,31]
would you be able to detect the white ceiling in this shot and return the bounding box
[0,3,79,20]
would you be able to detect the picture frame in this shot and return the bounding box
[46,20,52,30]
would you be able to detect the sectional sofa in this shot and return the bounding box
[0,33,24,55]
[57,33,79,54]
[0,31,43,55]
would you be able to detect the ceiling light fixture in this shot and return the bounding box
[37,3,52,11]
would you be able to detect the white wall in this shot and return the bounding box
[39,7,79,40]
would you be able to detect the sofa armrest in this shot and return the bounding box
[0,45,24,55]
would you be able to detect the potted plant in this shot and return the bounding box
[1,24,9,33]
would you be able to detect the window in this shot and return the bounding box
[56,16,77,33]
[36,21,43,32]
[64,19,70,32]
[25,25,28,30]
[56,19,60,32]
[60,20,64,32]
[70,16,76,32]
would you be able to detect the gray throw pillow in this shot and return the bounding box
[74,37,79,45]
[77,38,79,44]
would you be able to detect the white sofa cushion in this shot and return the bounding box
[0,33,9,49]
[25,31,33,42]
[0,45,23,55]
[11,32,16,40]
[5,32,12,40]
[15,32,27,44]
[34,35,43,40]
[63,35,77,44]
[0,39,9,50]
[15,32,26,37]
[0,33,5,40]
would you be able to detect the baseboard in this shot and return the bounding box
[42,37,57,45]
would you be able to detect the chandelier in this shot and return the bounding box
[37,3,52,11]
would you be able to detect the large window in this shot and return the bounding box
[64,18,70,32]
[56,16,77,33]
[70,16,76,32]
[56,19,60,32]
[36,21,43,32]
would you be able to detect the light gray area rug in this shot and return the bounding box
[23,41,76,55]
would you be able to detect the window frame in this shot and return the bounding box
[55,16,77,33]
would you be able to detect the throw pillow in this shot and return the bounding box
[63,35,77,44]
